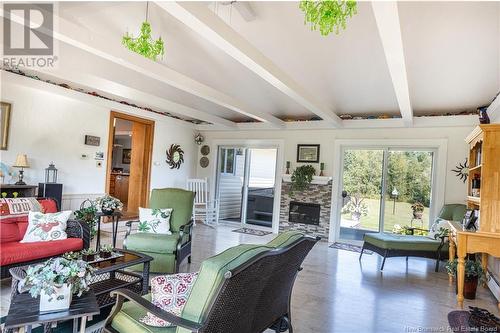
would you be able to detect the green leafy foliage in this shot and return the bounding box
[100,244,114,252]
[74,204,98,240]
[299,0,357,36]
[122,22,165,61]
[446,258,487,283]
[291,165,316,192]
[19,257,95,298]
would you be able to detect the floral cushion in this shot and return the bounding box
[140,272,199,327]
[138,207,173,234]
[0,198,41,218]
[21,211,72,243]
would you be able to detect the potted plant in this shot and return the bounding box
[94,195,123,215]
[100,244,114,259]
[81,248,98,262]
[19,258,94,313]
[62,251,80,260]
[411,202,425,219]
[290,165,316,192]
[446,258,486,300]
[74,200,98,240]
[341,194,368,222]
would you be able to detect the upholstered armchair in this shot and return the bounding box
[124,188,195,274]
[104,231,320,333]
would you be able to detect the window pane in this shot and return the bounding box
[220,149,226,173]
[226,149,235,174]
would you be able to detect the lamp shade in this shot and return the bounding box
[13,154,29,168]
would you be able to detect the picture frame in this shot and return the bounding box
[297,144,320,163]
[1,102,12,150]
[84,135,101,146]
[463,209,478,231]
[122,149,131,164]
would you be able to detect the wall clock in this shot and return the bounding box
[166,144,184,169]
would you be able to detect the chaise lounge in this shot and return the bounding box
[359,204,466,271]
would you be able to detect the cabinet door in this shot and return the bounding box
[115,175,129,204]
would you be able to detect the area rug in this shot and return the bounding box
[448,307,500,333]
[330,242,373,254]
[232,228,272,236]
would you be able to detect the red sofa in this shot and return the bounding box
[0,198,90,278]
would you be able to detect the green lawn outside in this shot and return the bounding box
[341,198,430,232]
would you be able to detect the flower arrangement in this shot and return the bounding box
[74,200,98,240]
[411,202,425,212]
[19,257,95,299]
[341,194,368,221]
[299,0,357,36]
[62,251,80,260]
[94,195,123,214]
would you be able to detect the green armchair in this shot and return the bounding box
[124,188,195,274]
[104,231,320,333]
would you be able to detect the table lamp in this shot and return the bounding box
[13,154,29,185]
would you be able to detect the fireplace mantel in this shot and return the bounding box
[282,174,332,185]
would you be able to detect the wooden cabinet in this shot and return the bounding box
[450,124,500,309]
[109,174,129,205]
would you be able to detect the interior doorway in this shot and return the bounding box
[106,111,154,218]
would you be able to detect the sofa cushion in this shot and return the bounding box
[149,189,194,232]
[111,294,176,333]
[126,232,180,254]
[38,198,58,213]
[266,231,305,248]
[0,198,41,218]
[138,207,173,235]
[178,244,271,333]
[21,211,72,243]
[140,272,199,327]
[438,204,467,222]
[363,232,444,252]
[0,238,83,266]
[0,216,26,243]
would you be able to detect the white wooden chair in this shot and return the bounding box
[186,178,219,227]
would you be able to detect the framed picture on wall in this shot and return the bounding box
[1,102,12,150]
[297,144,320,163]
[122,149,132,164]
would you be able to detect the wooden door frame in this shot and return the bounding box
[105,111,155,209]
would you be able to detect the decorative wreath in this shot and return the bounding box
[166,144,184,169]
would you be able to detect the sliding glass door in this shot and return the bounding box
[215,146,278,229]
[339,148,434,242]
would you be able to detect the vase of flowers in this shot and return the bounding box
[94,195,123,215]
[19,258,94,313]
[341,194,369,222]
[411,202,425,219]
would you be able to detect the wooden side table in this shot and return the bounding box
[4,291,99,333]
[448,221,500,310]
[95,211,123,250]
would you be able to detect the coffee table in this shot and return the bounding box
[4,290,99,333]
[9,248,152,310]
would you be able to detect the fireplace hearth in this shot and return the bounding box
[289,201,320,225]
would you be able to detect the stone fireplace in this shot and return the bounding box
[279,178,332,239]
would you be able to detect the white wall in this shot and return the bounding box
[197,126,474,206]
[1,79,197,206]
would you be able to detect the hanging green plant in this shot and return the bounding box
[122,21,165,61]
[299,0,357,36]
[291,165,316,192]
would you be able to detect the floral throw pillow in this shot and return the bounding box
[140,272,199,327]
[21,211,72,243]
[138,208,173,234]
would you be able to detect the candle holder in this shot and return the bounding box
[286,161,291,174]
[319,162,325,176]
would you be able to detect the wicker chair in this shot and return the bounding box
[104,231,320,333]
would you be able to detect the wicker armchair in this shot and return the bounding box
[104,231,320,333]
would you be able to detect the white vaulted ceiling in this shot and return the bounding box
[3,1,500,129]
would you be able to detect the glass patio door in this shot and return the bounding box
[339,149,385,241]
[215,146,278,229]
[338,148,434,242]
